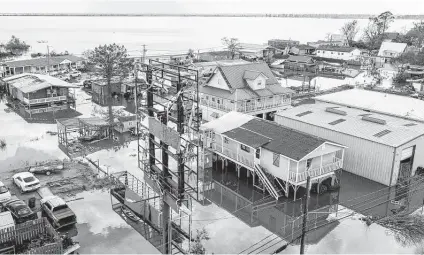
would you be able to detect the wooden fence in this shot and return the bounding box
[0,218,62,254]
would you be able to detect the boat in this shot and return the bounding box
[121,207,141,222]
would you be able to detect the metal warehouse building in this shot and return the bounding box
[275,103,424,186]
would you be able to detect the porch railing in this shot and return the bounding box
[289,157,342,183]
[211,143,254,168]
[23,95,67,105]
[236,98,291,113]
[25,104,68,114]
[200,99,234,112]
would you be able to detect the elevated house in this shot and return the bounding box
[290,44,315,56]
[284,55,315,72]
[316,46,361,61]
[114,115,137,133]
[2,55,84,77]
[404,64,424,91]
[201,111,346,201]
[238,43,279,62]
[4,73,77,116]
[91,77,133,106]
[199,62,293,121]
[376,42,407,66]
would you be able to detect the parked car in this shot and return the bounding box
[0,181,11,203]
[0,211,15,230]
[69,70,82,78]
[40,196,77,229]
[3,197,37,224]
[83,80,93,88]
[12,172,41,193]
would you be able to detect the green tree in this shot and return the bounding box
[189,228,210,254]
[221,37,241,59]
[340,20,360,46]
[87,44,133,130]
[4,35,30,55]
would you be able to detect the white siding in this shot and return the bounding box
[208,71,230,90]
[260,148,290,181]
[275,115,395,186]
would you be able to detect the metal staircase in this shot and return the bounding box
[254,164,285,200]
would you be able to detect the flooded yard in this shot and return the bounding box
[1,88,424,254]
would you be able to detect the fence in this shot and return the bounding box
[0,218,62,254]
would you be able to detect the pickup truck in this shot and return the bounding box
[40,196,77,229]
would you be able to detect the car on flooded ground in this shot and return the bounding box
[69,70,82,78]
[12,172,40,193]
[2,197,37,224]
[28,162,65,176]
[0,181,11,203]
[41,196,77,229]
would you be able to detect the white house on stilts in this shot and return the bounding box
[200,111,347,201]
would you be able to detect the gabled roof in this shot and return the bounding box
[217,62,279,89]
[378,42,407,57]
[316,46,357,53]
[4,73,78,93]
[243,70,268,80]
[4,55,84,68]
[202,111,328,160]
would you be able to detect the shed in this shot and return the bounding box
[275,103,424,186]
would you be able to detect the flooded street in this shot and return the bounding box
[1,88,424,254]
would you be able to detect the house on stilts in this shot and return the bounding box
[200,111,347,201]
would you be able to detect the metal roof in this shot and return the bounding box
[79,117,109,127]
[4,73,78,93]
[223,127,271,148]
[316,46,357,52]
[315,89,424,123]
[276,102,424,147]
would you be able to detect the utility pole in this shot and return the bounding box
[300,176,311,254]
[142,44,147,64]
[47,45,51,75]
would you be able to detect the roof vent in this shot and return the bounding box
[326,107,347,116]
[362,116,386,125]
[296,110,313,117]
[373,129,391,138]
[404,123,417,127]
[328,119,346,125]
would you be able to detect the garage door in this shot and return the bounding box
[401,147,414,161]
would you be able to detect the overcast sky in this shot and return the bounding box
[0,0,422,15]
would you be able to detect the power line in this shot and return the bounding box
[242,174,424,254]
[263,180,424,254]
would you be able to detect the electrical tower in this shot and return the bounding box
[136,60,203,254]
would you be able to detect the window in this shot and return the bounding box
[331,52,334,54]
[205,96,209,100]
[257,80,262,86]
[322,51,326,53]
[224,137,229,144]
[296,111,313,117]
[212,97,215,102]
[328,119,346,125]
[317,50,320,53]
[241,144,250,152]
[256,149,260,159]
[217,99,221,104]
[306,158,312,169]
[273,153,280,167]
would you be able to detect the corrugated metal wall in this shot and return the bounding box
[275,115,395,186]
[393,135,424,184]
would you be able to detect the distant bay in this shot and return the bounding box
[0,16,418,57]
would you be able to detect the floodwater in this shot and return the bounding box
[68,190,160,254]
[1,87,424,253]
[0,17,418,55]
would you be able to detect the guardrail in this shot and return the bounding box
[289,158,342,183]
[23,96,67,104]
